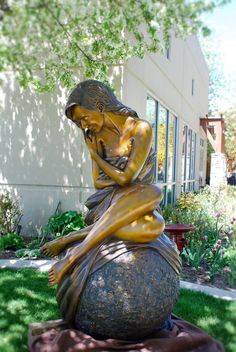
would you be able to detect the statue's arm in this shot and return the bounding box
[90,121,152,187]
[91,160,117,189]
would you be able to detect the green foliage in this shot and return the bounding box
[225,244,236,286]
[0,191,23,235]
[0,233,24,250]
[163,185,236,281]
[207,244,226,280]
[0,0,229,92]
[200,37,227,115]
[43,210,85,237]
[181,239,207,269]
[176,192,200,212]
[225,108,236,172]
[15,248,41,259]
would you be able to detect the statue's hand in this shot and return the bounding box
[85,131,97,158]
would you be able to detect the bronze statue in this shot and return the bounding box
[29,81,222,350]
[41,80,180,311]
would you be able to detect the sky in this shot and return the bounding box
[201,0,236,109]
[205,1,236,78]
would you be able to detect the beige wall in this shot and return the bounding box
[0,73,94,233]
[0,36,208,234]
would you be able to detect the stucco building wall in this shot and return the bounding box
[0,36,208,234]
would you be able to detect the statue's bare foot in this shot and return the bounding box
[41,238,67,258]
[48,245,86,285]
[48,259,70,286]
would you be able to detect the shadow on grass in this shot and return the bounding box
[0,269,60,352]
[173,289,236,352]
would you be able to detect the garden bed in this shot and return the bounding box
[181,263,236,291]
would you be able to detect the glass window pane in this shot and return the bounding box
[186,128,192,180]
[172,184,176,202]
[181,125,187,184]
[190,132,196,180]
[146,96,156,150]
[167,184,173,204]
[199,138,204,186]
[160,186,167,208]
[157,105,167,182]
[167,114,176,182]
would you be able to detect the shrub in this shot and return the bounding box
[0,191,23,235]
[163,186,236,281]
[176,192,200,212]
[225,244,236,286]
[0,233,24,250]
[181,239,207,269]
[15,248,41,259]
[43,210,85,238]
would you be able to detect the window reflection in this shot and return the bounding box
[182,125,197,191]
[167,114,176,182]
[157,105,167,182]
[186,128,191,180]
[146,96,156,149]
[181,126,187,184]
[145,96,177,205]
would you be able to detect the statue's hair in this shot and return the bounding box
[65,80,139,119]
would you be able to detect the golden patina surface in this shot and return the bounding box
[41,80,181,309]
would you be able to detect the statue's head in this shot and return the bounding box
[65,80,138,132]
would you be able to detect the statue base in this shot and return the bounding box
[28,315,224,352]
[74,246,179,340]
[57,238,180,340]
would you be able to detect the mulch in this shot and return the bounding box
[181,263,236,291]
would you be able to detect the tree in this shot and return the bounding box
[200,38,227,115]
[225,108,236,172]
[0,0,229,92]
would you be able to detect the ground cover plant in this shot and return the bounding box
[0,269,235,352]
[42,210,85,238]
[0,208,85,259]
[163,185,236,288]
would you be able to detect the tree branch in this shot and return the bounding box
[41,0,94,63]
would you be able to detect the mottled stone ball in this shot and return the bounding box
[74,247,179,340]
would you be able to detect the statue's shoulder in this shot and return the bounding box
[132,118,152,136]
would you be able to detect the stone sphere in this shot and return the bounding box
[74,246,179,340]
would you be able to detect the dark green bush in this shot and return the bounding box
[42,210,85,238]
[0,233,24,250]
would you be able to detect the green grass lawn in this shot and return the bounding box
[0,269,235,352]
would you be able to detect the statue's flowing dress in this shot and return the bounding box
[56,148,181,323]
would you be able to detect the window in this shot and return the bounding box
[181,125,197,192]
[146,96,178,205]
[191,79,195,96]
[181,125,187,187]
[199,138,205,187]
[167,113,177,183]
[157,105,167,182]
[166,47,171,60]
[146,96,157,151]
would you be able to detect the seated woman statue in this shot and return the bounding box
[41,80,180,290]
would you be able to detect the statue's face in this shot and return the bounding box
[71,105,104,133]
